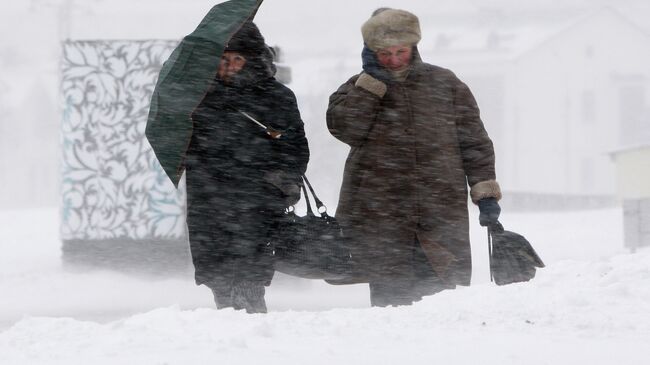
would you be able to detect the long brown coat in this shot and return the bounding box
[326,57,500,286]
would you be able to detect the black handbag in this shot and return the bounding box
[234,110,353,279]
[488,221,545,285]
[267,175,354,280]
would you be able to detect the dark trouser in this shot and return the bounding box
[369,237,450,307]
[188,210,277,313]
[186,189,283,314]
[208,278,268,314]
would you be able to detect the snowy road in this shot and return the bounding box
[2,207,649,364]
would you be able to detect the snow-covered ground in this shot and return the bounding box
[2,206,649,364]
[2,1,650,363]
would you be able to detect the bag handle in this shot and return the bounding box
[302,175,327,214]
[487,221,505,283]
[296,175,328,217]
[487,226,493,283]
[300,181,315,216]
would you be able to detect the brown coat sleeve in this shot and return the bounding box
[326,75,383,147]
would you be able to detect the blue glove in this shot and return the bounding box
[361,44,392,84]
[478,198,501,227]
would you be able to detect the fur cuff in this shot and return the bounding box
[470,180,502,204]
[355,73,387,98]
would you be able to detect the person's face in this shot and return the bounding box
[376,45,413,71]
[218,51,247,81]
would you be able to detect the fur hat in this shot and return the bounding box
[361,9,421,51]
[225,21,267,57]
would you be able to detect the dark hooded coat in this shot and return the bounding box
[145,0,265,187]
[186,27,309,286]
[327,54,497,287]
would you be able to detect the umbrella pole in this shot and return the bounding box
[238,110,282,139]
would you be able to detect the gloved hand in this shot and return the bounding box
[361,44,392,84]
[282,183,301,207]
[263,171,301,207]
[478,198,501,227]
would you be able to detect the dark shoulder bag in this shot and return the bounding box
[268,175,354,280]
[234,109,354,280]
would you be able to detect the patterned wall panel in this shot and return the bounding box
[61,40,187,242]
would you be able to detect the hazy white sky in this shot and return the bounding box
[1,0,650,207]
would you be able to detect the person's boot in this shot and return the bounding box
[232,280,267,314]
[369,280,416,307]
[209,282,234,309]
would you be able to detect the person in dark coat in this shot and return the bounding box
[186,22,309,313]
[327,9,502,307]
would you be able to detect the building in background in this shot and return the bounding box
[610,145,650,252]
[58,39,292,273]
[59,39,190,273]
[2,0,650,213]
[420,7,650,210]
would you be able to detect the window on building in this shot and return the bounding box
[582,90,596,124]
[619,82,649,146]
[580,158,594,191]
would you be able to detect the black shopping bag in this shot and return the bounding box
[488,221,545,285]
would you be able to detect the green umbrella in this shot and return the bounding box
[146,0,264,188]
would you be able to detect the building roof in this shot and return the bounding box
[420,6,649,61]
[609,143,650,156]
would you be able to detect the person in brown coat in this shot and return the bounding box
[327,8,503,307]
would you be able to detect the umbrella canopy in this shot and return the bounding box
[146,0,264,188]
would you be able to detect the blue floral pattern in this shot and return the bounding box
[61,40,186,241]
